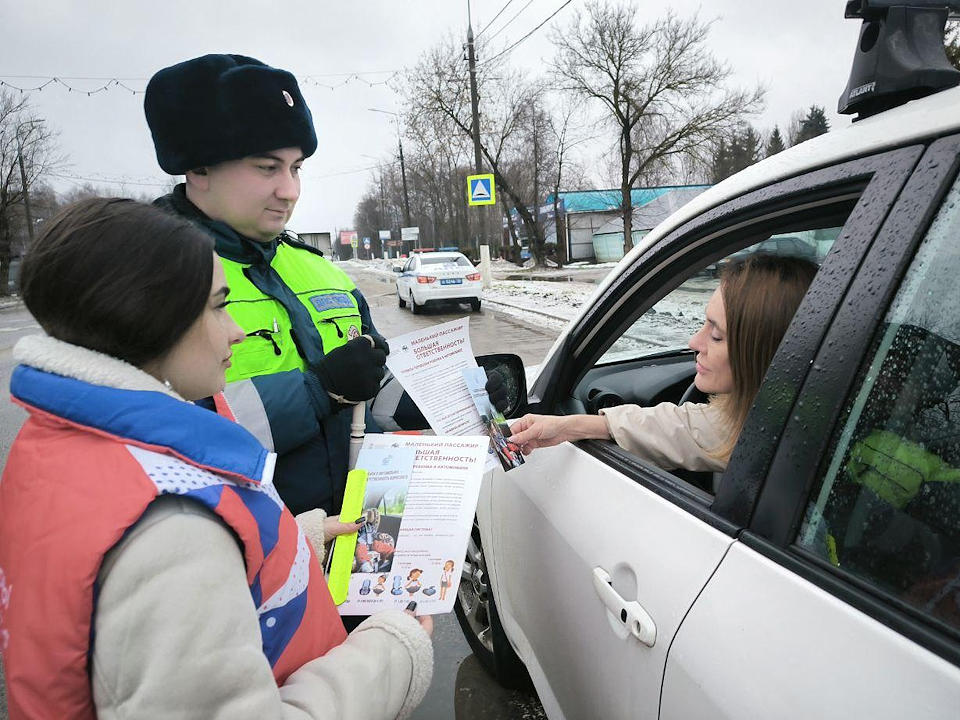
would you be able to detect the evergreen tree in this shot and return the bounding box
[947,23,960,71]
[737,125,762,168]
[710,139,733,183]
[766,126,786,157]
[711,124,762,182]
[796,105,830,144]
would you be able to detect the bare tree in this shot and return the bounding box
[0,91,62,293]
[552,1,763,254]
[404,36,548,265]
[545,99,592,264]
[785,109,805,148]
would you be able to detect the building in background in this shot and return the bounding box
[545,185,711,262]
[296,231,333,256]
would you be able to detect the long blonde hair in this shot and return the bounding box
[712,253,818,459]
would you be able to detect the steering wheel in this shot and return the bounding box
[674,380,715,494]
[678,381,709,406]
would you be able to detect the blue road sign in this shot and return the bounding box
[467,173,496,206]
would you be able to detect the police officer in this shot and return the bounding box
[144,54,387,515]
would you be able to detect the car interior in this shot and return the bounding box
[803,319,960,632]
[555,222,846,495]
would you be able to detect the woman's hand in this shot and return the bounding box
[508,413,611,455]
[404,609,434,638]
[323,514,364,541]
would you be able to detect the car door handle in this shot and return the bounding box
[592,567,657,647]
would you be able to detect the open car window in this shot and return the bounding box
[597,226,841,366]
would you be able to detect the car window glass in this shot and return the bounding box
[419,255,470,267]
[796,178,960,633]
[597,227,840,365]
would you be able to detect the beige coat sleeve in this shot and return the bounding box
[599,402,728,473]
[92,496,432,720]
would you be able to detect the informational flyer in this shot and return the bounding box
[385,317,499,471]
[333,434,489,615]
[386,317,481,436]
[462,367,525,471]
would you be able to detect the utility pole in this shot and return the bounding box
[467,0,487,254]
[16,127,35,242]
[368,108,415,249]
[378,171,388,258]
[397,134,412,236]
[467,18,483,176]
[532,103,539,262]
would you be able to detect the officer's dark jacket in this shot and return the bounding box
[156,186,382,514]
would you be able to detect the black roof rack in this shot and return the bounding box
[839,1,960,119]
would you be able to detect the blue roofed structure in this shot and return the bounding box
[547,185,710,214]
[542,185,711,261]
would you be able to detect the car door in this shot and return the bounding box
[398,256,414,298]
[660,137,960,718]
[480,145,924,720]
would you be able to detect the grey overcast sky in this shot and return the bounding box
[3,0,861,234]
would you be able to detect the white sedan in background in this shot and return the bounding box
[394,251,482,314]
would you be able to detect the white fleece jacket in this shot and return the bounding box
[13,335,434,720]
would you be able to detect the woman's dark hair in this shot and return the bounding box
[20,198,215,367]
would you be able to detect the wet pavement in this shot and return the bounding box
[346,265,554,720]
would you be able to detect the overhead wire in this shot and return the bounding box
[483,0,576,65]
[46,158,403,193]
[0,70,399,95]
[483,0,536,45]
[475,0,516,39]
[47,172,172,187]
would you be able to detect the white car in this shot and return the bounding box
[449,9,960,720]
[394,251,482,314]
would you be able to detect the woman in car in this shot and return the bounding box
[507,253,817,472]
[0,198,432,720]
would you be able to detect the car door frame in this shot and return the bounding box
[399,255,416,299]
[520,144,926,536]
[743,134,960,667]
[481,144,932,720]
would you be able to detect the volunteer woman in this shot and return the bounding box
[508,254,818,472]
[0,199,432,720]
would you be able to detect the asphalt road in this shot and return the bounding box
[0,301,37,720]
[346,267,552,720]
[0,267,559,719]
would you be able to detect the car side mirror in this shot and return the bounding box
[476,353,527,419]
[392,266,403,273]
[371,352,528,431]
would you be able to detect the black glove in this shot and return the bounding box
[485,370,510,414]
[312,335,389,406]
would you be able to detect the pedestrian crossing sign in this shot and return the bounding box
[467,174,496,206]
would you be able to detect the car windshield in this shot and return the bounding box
[420,255,471,267]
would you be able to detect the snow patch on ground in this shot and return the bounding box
[341,259,717,358]
[340,259,397,279]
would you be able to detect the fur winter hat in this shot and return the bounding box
[144,54,317,175]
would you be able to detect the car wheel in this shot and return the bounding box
[455,517,532,689]
[411,295,423,315]
[470,298,481,312]
[398,289,406,308]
